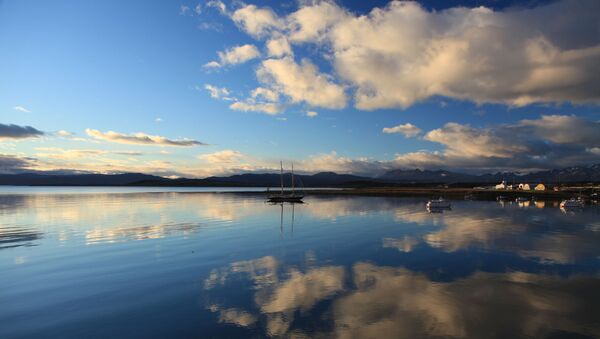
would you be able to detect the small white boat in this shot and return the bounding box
[515,197,529,203]
[426,198,451,209]
[560,198,584,209]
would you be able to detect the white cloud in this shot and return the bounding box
[424,123,528,158]
[13,105,31,113]
[155,117,163,123]
[85,129,204,147]
[251,87,279,102]
[198,149,244,164]
[382,123,421,137]
[266,37,292,57]
[203,61,221,68]
[257,57,346,109]
[229,101,281,115]
[231,4,283,38]
[206,44,261,68]
[306,111,318,118]
[218,0,600,110]
[287,1,348,43]
[194,3,202,15]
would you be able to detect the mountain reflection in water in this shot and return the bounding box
[0,191,599,338]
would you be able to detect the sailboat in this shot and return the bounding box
[267,161,304,203]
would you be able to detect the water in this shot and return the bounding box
[1,190,599,338]
[0,186,339,195]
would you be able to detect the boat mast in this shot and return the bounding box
[280,161,284,194]
[291,162,295,194]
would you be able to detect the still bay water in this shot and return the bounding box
[1,189,599,338]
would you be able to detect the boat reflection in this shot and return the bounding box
[267,201,302,237]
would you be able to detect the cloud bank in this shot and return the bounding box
[85,129,204,147]
[212,0,600,110]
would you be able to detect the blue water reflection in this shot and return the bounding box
[0,192,599,338]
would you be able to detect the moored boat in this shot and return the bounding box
[267,161,304,203]
[426,198,451,209]
[560,198,584,209]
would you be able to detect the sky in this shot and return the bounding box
[1,0,599,178]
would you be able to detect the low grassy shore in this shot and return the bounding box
[288,187,596,201]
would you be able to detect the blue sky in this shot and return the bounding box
[1,0,599,177]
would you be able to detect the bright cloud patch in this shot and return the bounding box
[85,129,204,147]
[266,37,292,57]
[205,44,261,68]
[231,4,282,38]
[217,0,600,110]
[198,149,244,164]
[257,57,346,109]
[251,87,279,102]
[229,101,281,115]
[0,123,44,140]
[383,123,421,137]
[306,111,318,118]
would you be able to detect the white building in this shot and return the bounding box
[518,183,531,190]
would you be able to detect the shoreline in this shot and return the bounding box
[224,187,596,201]
[0,185,596,201]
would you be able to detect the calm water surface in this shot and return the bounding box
[1,190,599,338]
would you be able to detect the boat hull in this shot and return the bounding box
[560,200,584,209]
[426,201,451,209]
[267,195,304,203]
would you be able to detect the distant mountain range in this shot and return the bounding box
[381,164,600,184]
[0,164,599,187]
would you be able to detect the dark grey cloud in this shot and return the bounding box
[393,115,600,173]
[0,124,44,139]
[0,154,36,174]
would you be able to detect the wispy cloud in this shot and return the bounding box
[56,130,73,137]
[204,84,233,100]
[198,149,244,164]
[206,0,227,14]
[306,111,318,118]
[13,105,31,113]
[229,101,281,115]
[85,129,205,147]
[179,4,190,15]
